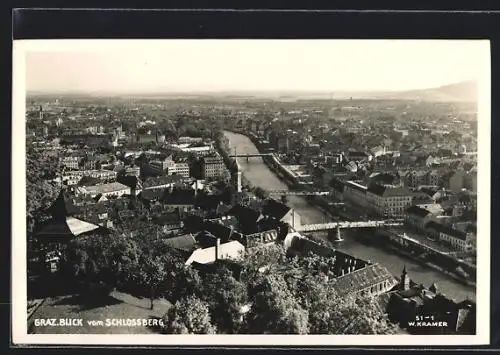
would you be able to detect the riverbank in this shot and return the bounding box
[222,130,476,287]
[222,130,476,301]
[354,232,476,289]
[382,243,476,289]
[310,199,476,288]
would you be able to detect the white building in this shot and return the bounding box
[60,156,80,169]
[75,182,130,199]
[167,162,190,178]
[62,169,118,186]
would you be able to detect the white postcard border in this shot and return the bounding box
[11,39,491,346]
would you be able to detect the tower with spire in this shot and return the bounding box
[399,265,410,291]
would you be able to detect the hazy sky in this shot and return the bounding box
[21,40,489,93]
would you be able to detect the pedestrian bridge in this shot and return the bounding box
[296,219,404,232]
[268,190,332,196]
[229,153,273,158]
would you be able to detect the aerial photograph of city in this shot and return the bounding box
[17,40,487,340]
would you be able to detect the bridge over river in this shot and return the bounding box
[224,130,475,302]
[296,220,404,232]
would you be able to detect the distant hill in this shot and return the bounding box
[381,80,478,103]
[27,80,478,103]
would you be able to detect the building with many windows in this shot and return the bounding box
[148,156,191,178]
[148,156,176,175]
[124,166,141,178]
[75,182,131,199]
[167,161,190,178]
[343,181,369,208]
[62,169,118,186]
[60,156,81,170]
[202,156,226,179]
[343,180,413,218]
[426,222,475,251]
[366,184,413,218]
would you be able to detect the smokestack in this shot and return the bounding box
[215,238,221,260]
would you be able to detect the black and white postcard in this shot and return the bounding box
[12,39,491,346]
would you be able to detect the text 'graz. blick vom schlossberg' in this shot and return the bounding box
[33,318,164,327]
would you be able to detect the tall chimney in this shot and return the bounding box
[215,238,221,260]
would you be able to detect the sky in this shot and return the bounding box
[20,40,490,93]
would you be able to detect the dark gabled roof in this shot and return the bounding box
[35,216,104,239]
[228,204,261,226]
[406,205,432,218]
[262,199,291,221]
[162,234,197,252]
[154,211,182,226]
[35,219,73,238]
[419,187,439,197]
[195,230,218,248]
[47,190,80,219]
[412,195,436,205]
[139,188,166,201]
[78,176,101,186]
[426,221,447,233]
[203,220,235,242]
[439,225,468,241]
[163,189,196,206]
[117,175,141,189]
[367,184,412,197]
[332,263,395,298]
[183,214,205,231]
[289,237,336,258]
[369,172,398,185]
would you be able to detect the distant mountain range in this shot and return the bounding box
[27,80,478,103]
[360,80,478,102]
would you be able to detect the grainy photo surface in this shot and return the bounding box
[12,39,491,346]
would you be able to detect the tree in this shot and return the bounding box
[241,244,287,276]
[202,266,248,334]
[163,296,216,334]
[341,297,399,335]
[221,184,237,205]
[26,146,61,235]
[65,233,140,288]
[130,254,170,310]
[278,255,400,335]
[163,263,204,303]
[247,271,309,334]
[254,187,269,200]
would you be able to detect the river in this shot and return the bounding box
[223,130,476,302]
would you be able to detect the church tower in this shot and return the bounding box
[399,265,410,291]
